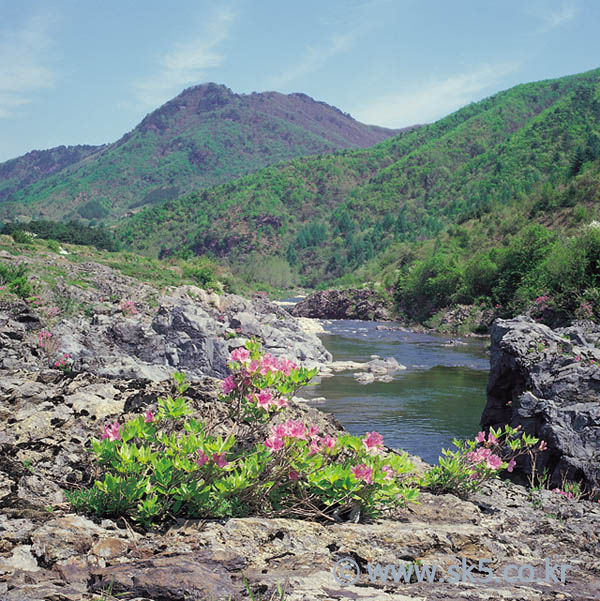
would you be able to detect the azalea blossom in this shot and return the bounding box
[475,431,486,443]
[288,469,299,482]
[487,432,498,445]
[362,431,384,454]
[539,440,548,451]
[230,348,250,363]
[212,453,229,468]
[382,465,394,480]
[222,375,235,394]
[264,436,284,453]
[143,408,154,423]
[256,389,273,409]
[101,421,122,441]
[351,464,374,485]
[196,450,208,466]
[285,419,307,440]
[506,458,516,473]
[485,454,503,470]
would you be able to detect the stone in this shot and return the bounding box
[291,289,392,321]
[482,316,600,495]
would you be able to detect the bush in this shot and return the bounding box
[10,229,33,244]
[182,257,219,289]
[68,344,418,526]
[421,426,543,498]
[0,263,33,298]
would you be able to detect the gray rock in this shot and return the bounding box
[482,316,600,495]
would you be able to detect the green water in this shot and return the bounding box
[303,320,490,463]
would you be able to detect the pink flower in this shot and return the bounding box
[475,431,486,443]
[308,439,321,455]
[276,397,288,408]
[285,419,307,440]
[196,451,208,466]
[362,431,384,454]
[271,424,287,438]
[264,436,284,453]
[230,348,250,363]
[552,488,574,499]
[222,375,235,394]
[256,389,273,409]
[539,441,548,451]
[308,425,320,438]
[382,465,394,480]
[101,421,122,441]
[144,408,154,423]
[351,464,374,485]
[487,433,498,445]
[576,355,581,362]
[288,469,299,482]
[485,454,503,470]
[506,458,516,473]
[321,434,337,451]
[212,453,229,468]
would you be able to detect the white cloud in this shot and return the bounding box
[267,31,358,89]
[352,62,521,128]
[531,1,579,31]
[133,7,236,109]
[0,13,57,118]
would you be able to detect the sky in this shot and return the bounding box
[0,0,598,162]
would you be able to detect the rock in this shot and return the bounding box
[291,289,392,321]
[1,369,600,599]
[0,545,39,572]
[91,551,244,600]
[0,287,332,381]
[482,316,600,495]
[354,372,375,384]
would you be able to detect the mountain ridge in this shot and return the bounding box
[0,83,402,222]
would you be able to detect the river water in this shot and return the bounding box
[302,319,490,464]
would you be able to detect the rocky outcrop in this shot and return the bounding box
[290,289,392,321]
[0,277,331,381]
[1,369,600,600]
[482,316,600,495]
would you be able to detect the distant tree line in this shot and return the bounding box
[1,220,120,252]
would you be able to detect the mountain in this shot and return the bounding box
[0,84,401,222]
[117,67,600,283]
[0,145,103,205]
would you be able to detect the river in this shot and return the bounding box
[302,319,490,464]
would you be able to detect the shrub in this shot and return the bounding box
[0,263,33,298]
[421,426,543,498]
[68,344,418,526]
[10,229,33,244]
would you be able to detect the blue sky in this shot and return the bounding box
[0,0,598,162]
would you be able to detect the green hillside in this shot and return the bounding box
[118,68,600,285]
[0,84,399,223]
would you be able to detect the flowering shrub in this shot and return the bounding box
[421,425,543,497]
[54,353,72,372]
[220,340,317,424]
[68,346,418,527]
[120,299,138,317]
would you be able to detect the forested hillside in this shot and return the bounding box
[118,68,600,289]
[0,84,399,222]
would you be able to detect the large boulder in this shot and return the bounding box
[0,286,332,381]
[481,316,600,495]
[290,289,391,321]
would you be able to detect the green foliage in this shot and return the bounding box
[421,425,542,498]
[69,345,418,526]
[181,256,219,289]
[1,220,120,252]
[116,67,600,294]
[0,262,33,298]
